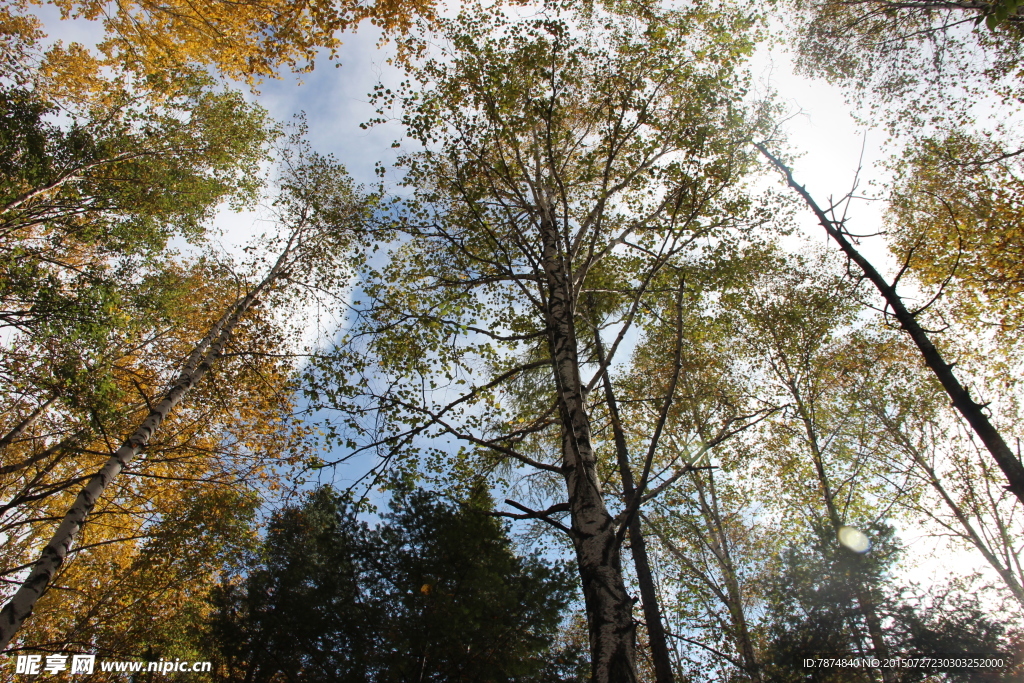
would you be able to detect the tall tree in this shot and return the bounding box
[587,306,676,683]
[0,57,272,651]
[642,464,768,682]
[723,252,1021,682]
[311,4,773,679]
[0,243,288,649]
[738,260,902,681]
[600,248,782,682]
[755,145,1024,508]
[634,250,883,682]
[0,62,290,654]
[0,149,368,650]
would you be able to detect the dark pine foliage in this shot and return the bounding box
[760,521,1019,683]
[208,486,588,682]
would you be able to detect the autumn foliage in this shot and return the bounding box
[1,0,1023,680]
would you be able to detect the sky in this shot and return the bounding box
[29,0,1012,610]
[188,8,897,265]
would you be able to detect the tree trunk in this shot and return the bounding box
[642,512,761,680]
[592,319,676,683]
[539,214,638,683]
[0,253,290,651]
[689,470,762,682]
[793,398,894,683]
[757,143,1024,509]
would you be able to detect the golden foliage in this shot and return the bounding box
[31,0,437,86]
[888,131,1024,335]
[0,259,310,657]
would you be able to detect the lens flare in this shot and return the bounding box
[837,526,870,553]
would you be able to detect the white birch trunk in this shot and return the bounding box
[0,253,290,650]
[538,214,638,683]
[0,396,56,452]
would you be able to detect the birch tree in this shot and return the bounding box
[738,263,902,680]
[0,75,274,486]
[856,347,1024,609]
[0,67,289,652]
[595,248,782,682]
[756,146,1024,509]
[310,4,772,679]
[643,466,768,682]
[0,152,368,651]
[728,253,1022,680]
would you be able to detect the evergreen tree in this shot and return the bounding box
[761,522,1018,683]
[209,486,587,682]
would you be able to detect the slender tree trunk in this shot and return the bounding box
[757,143,1024,508]
[792,397,893,683]
[642,510,760,679]
[0,396,56,452]
[0,150,143,216]
[0,253,291,651]
[539,215,637,683]
[689,471,762,682]
[592,320,676,683]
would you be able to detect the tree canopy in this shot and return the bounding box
[209,486,586,682]
[3,0,1024,680]
[8,0,437,86]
